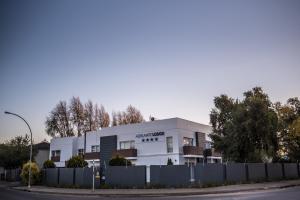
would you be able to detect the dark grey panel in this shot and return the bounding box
[58,168,74,186]
[45,168,59,186]
[248,163,266,181]
[106,166,146,188]
[267,163,283,180]
[150,165,190,187]
[75,167,100,188]
[226,163,247,183]
[100,135,117,169]
[284,163,298,179]
[194,163,225,185]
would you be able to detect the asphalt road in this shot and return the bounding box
[1,186,300,200]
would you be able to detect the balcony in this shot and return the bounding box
[51,156,60,162]
[84,152,100,160]
[203,148,222,157]
[112,149,137,158]
[183,146,203,156]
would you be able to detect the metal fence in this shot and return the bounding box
[41,163,300,188]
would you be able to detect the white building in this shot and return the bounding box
[49,118,222,167]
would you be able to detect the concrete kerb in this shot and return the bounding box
[10,179,300,197]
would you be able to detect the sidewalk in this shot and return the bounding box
[11,179,300,196]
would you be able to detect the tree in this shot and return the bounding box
[46,98,111,137]
[95,104,110,128]
[109,155,132,166]
[111,105,144,126]
[45,101,74,137]
[111,111,118,126]
[125,105,144,124]
[21,162,40,185]
[275,97,300,162]
[66,155,88,168]
[0,135,36,169]
[70,97,85,136]
[210,87,278,162]
[84,100,96,132]
[43,160,56,168]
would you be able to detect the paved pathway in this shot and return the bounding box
[11,179,300,196]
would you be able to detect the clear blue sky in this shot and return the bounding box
[0,0,299,143]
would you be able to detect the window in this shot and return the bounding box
[183,137,193,146]
[51,150,61,157]
[166,137,173,153]
[78,149,84,156]
[205,142,212,149]
[91,145,100,152]
[120,140,135,149]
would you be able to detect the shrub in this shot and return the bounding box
[167,158,173,165]
[43,160,56,168]
[109,155,132,166]
[21,162,40,185]
[66,155,88,168]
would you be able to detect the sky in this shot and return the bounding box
[0,0,299,143]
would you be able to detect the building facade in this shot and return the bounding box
[34,141,50,169]
[49,118,222,167]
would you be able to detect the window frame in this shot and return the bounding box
[91,145,100,152]
[166,136,173,153]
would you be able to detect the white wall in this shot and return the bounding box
[49,118,217,167]
[50,137,76,167]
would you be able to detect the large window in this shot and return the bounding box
[120,140,135,149]
[166,137,173,153]
[78,149,84,156]
[91,145,100,152]
[51,150,61,157]
[183,137,193,146]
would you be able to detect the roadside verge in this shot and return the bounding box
[11,179,300,197]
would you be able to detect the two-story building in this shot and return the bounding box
[49,118,222,167]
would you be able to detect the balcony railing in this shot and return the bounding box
[84,152,100,160]
[51,156,60,162]
[112,149,137,158]
[183,146,203,155]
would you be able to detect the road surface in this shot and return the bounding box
[1,186,300,200]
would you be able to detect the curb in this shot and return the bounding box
[10,182,300,197]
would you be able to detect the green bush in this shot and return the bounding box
[109,155,132,166]
[167,158,173,165]
[21,162,40,185]
[66,155,88,168]
[43,160,56,168]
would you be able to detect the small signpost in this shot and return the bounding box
[92,160,95,192]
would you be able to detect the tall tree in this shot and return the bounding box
[210,87,278,162]
[95,104,110,128]
[45,101,74,137]
[84,100,96,132]
[125,105,144,124]
[111,111,118,126]
[111,105,144,126]
[70,97,85,136]
[275,97,300,161]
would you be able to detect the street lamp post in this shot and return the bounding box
[4,111,33,189]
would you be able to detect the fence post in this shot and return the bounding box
[281,163,285,179]
[190,165,195,183]
[297,160,300,178]
[73,168,75,185]
[245,163,249,182]
[92,160,95,192]
[57,168,60,185]
[265,163,268,181]
[146,165,150,184]
[223,163,227,183]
